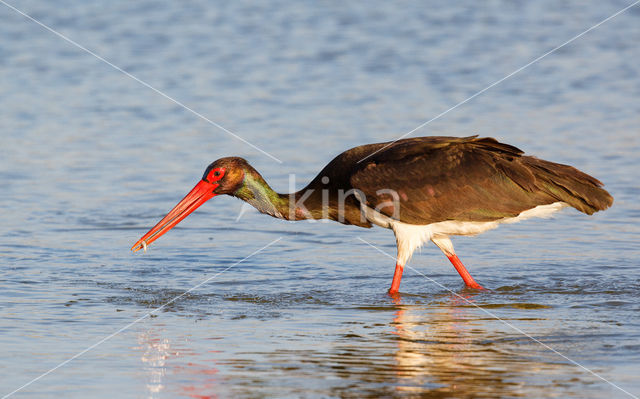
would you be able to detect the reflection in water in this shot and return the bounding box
[385,293,590,398]
[390,293,507,397]
[1,0,637,396]
[128,290,615,398]
[309,292,597,398]
[137,330,170,395]
[136,328,221,399]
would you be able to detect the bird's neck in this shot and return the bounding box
[232,165,368,226]
[233,168,313,220]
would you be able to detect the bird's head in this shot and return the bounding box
[131,157,250,252]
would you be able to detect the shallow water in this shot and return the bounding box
[1,0,640,398]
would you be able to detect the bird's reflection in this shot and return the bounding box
[132,290,592,398]
[389,291,501,397]
[381,290,589,398]
[316,288,590,398]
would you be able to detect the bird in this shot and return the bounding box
[131,136,613,294]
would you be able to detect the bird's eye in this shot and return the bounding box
[205,167,225,183]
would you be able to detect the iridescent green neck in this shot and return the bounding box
[231,165,363,224]
[233,169,292,219]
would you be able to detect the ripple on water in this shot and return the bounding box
[1,1,639,397]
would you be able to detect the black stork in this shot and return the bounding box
[132,136,613,294]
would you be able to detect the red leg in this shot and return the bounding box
[446,254,484,289]
[388,263,404,294]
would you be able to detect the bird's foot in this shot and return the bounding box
[464,282,486,290]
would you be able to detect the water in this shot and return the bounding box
[1,0,639,397]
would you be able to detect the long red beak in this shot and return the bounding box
[131,180,219,252]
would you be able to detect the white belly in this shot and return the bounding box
[361,201,568,265]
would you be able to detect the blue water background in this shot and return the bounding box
[1,1,639,398]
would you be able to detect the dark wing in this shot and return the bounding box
[347,136,611,224]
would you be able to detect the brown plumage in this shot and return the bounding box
[132,135,613,294]
[305,136,612,225]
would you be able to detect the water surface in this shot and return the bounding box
[1,1,639,398]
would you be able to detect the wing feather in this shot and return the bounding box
[349,136,558,224]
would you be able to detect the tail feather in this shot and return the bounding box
[524,156,613,214]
